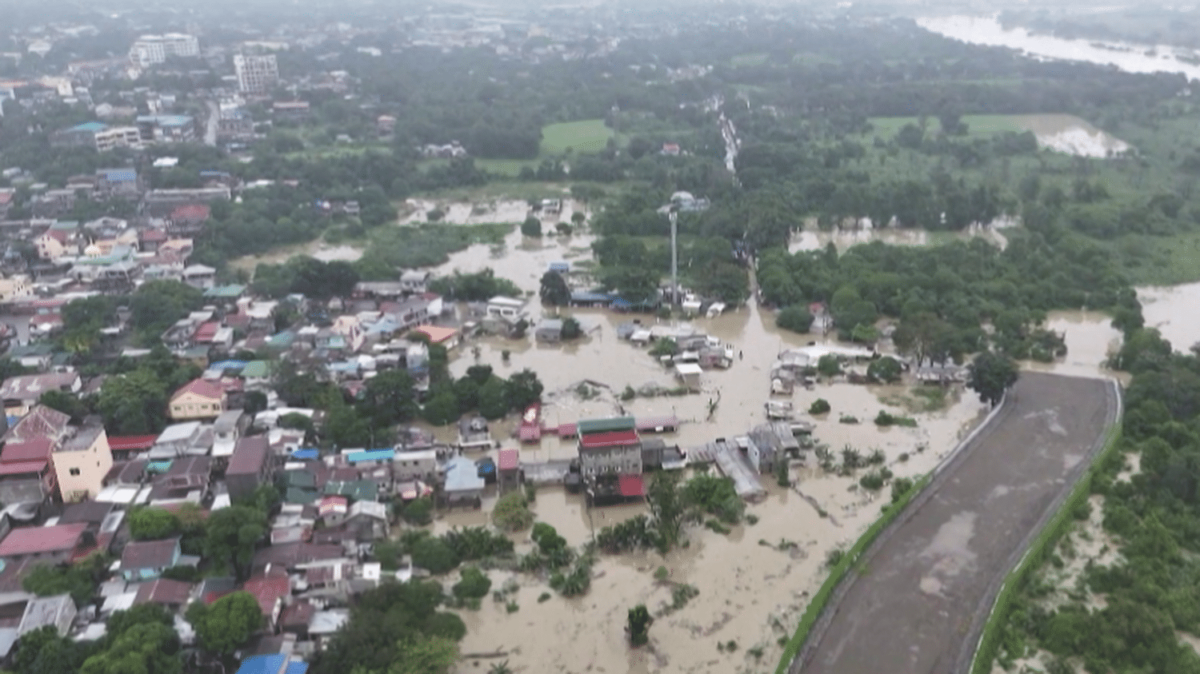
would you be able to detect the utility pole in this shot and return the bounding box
[669,209,678,307]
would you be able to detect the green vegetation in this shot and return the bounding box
[310,581,466,674]
[809,399,831,415]
[628,605,653,647]
[540,119,614,155]
[874,410,917,428]
[492,492,535,532]
[186,591,263,657]
[775,475,929,673]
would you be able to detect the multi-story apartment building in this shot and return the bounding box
[129,34,200,68]
[233,54,279,94]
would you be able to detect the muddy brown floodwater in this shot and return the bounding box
[411,228,1200,672]
[425,234,999,673]
[1138,281,1200,353]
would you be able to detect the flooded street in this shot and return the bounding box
[431,235,997,672]
[405,216,1199,672]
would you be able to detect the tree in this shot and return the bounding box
[360,369,418,429]
[777,305,814,333]
[79,621,181,674]
[38,390,87,422]
[893,312,958,365]
[492,492,534,532]
[243,391,268,417]
[478,378,509,420]
[452,567,492,599]
[186,591,262,657]
[521,216,542,237]
[560,317,582,340]
[422,390,460,426]
[817,354,841,378]
[128,281,203,341]
[95,370,169,435]
[505,369,544,410]
[967,351,1019,407]
[13,626,87,674]
[384,636,459,674]
[646,471,684,550]
[401,497,433,526]
[867,356,903,384]
[203,506,267,581]
[540,271,570,306]
[127,508,181,541]
[627,605,653,647]
[410,536,460,574]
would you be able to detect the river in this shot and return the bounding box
[919,15,1200,81]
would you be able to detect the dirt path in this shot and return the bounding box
[792,372,1120,674]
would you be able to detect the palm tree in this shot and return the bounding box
[488,662,513,674]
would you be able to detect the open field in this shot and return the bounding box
[731,52,770,67]
[540,119,614,154]
[794,372,1119,674]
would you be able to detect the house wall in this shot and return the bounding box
[52,430,113,502]
[579,445,642,477]
[393,454,437,481]
[36,235,65,260]
[0,276,31,302]
[168,391,224,420]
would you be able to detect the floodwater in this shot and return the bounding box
[919,15,1200,81]
[788,217,1015,254]
[430,238,994,671]
[1012,114,1130,158]
[1137,282,1200,353]
[407,220,1200,671]
[400,198,589,227]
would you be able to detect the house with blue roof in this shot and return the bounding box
[95,168,140,197]
[136,115,196,144]
[235,654,308,674]
[50,122,141,152]
[345,448,394,466]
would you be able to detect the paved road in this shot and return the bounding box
[795,372,1118,674]
[204,100,218,146]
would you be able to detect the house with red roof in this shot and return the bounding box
[0,436,57,505]
[168,204,211,236]
[576,417,643,479]
[243,570,290,631]
[0,523,89,563]
[168,379,226,421]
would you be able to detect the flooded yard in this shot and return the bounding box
[1138,281,1200,352]
[402,223,1198,672]
[1011,113,1130,158]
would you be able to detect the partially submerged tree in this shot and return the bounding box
[966,351,1019,407]
[627,604,653,647]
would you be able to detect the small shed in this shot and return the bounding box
[535,318,564,343]
[674,363,703,392]
[497,448,520,494]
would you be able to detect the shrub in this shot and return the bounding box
[866,356,903,384]
[776,306,815,333]
[410,535,460,574]
[402,497,433,525]
[859,471,887,491]
[891,477,915,503]
[809,398,831,415]
[492,492,534,531]
[875,410,918,427]
[839,415,859,424]
[826,548,845,568]
[452,566,492,600]
[537,592,552,603]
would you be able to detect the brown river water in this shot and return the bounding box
[391,208,1193,672]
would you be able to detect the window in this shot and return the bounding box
[69,468,81,476]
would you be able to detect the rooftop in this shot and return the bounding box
[0,373,78,401]
[579,430,640,449]
[119,537,179,570]
[0,523,87,557]
[577,417,636,436]
[60,425,104,453]
[107,435,157,452]
[228,437,268,476]
[1,438,52,463]
[243,572,289,618]
[171,379,223,402]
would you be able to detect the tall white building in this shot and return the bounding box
[233,54,279,94]
[129,34,200,68]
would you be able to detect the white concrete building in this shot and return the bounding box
[129,34,200,68]
[233,54,279,94]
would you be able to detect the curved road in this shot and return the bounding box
[792,371,1119,674]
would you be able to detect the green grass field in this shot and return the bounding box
[867,114,1025,138]
[731,52,770,67]
[540,119,614,155]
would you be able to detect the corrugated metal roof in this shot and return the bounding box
[346,449,394,463]
[577,417,636,435]
[497,449,518,471]
[579,430,640,449]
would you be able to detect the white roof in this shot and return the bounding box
[675,363,703,375]
[101,591,137,615]
[95,485,151,505]
[395,449,437,462]
[487,296,524,308]
[156,421,201,444]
